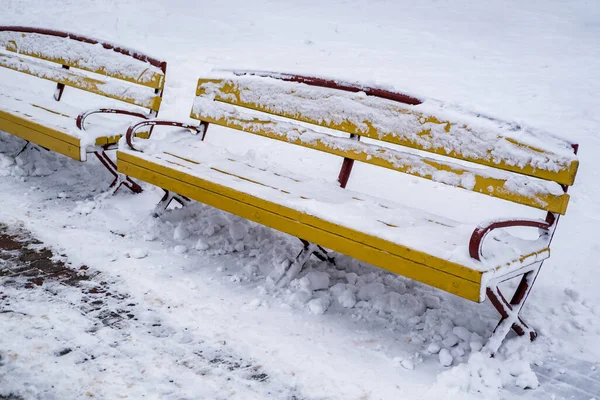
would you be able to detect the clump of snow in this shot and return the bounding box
[173,223,190,240]
[372,292,426,318]
[229,221,248,241]
[308,297,330,315]
[439,349,453,367]
[357,282,386,301]
[74,200,96,215]
[427,343,441,354]
[302,271,330,291]
[128,248,148,259]
[436,352,540,396]
[442,333,460,348]
[338,289,357,308]
[453,326,471,342]
[195,238,210,251]
[174,245,187,254]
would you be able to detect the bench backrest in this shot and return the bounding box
[190,71,579,215]
[0,26,166,114]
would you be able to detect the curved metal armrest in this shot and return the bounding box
[469,217,555,261]
[125,120,206,152]
[76,108,150,131]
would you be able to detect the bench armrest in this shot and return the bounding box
[125,119,206,151]
[469,217,555,261]
[76,108,150,131]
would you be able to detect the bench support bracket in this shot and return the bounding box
[275,239,335,288]
[94,149,142,194]
[483,262,541,355]
[471,214,558,354]
[153,190,193,216]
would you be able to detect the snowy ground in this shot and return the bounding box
[1,0,600,399]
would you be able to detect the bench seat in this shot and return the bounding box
[118,130,551,302]
[0,86,139,161]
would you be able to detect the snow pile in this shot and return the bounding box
[138,199,558,395]
[142,202,493,362]
[0,131,67,176]
[436,352,539,399]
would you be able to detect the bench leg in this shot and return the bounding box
[14,141,31,157]
[483,263,541,355]
[6,141,47,157]
[275,239,336,288]
[153,190,192,216]
[94,150,142,194]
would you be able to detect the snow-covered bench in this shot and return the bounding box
[0,26,167,192]
[117,70,579,353]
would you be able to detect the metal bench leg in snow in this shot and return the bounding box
[14,141,31,157]
[276,239,336,288]
[93,149,142,194]
[153,190,192,216]
[483,262,542,355]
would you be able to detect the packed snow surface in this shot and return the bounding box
[1,0,600,399]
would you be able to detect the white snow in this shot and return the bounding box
[439,349,454,367]
[1,0,599,399]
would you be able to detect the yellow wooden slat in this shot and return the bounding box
[94,130,151,146]
[190,108,570,215]
[0,104,148,149]
[0,53,162,111]
[0,116,82,160]
[117,152,483,302]
[0,108,80,145]
[197,78,578,186]
[1,33,165,89]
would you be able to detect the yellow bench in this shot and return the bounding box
[117,70,579,353]
[0,26,167,192]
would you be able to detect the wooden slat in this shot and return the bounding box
[197,78,578,186]
[0,52,162,111]
[0,108,80,145]
[117,150,483,301]
[0,115,82,160]
[190,106,571,214]
[0,95,149,149]
[94,130,150,146]
[0,32,165,89]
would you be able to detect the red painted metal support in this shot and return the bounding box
[474,144,578,352]
[337,134,360,188]
[76,108,153,194]
[94,149,142,194]
[469,218,553,261]
[124,119,209,209]
[54,65,69,101]
[224,69,422,106]
[125,119,207,151]
[76,108,151,130]
[0,26,167,72]
[153,190,192,216]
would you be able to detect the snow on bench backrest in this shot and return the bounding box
[0,27,166,111]
[190,73,579,214]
